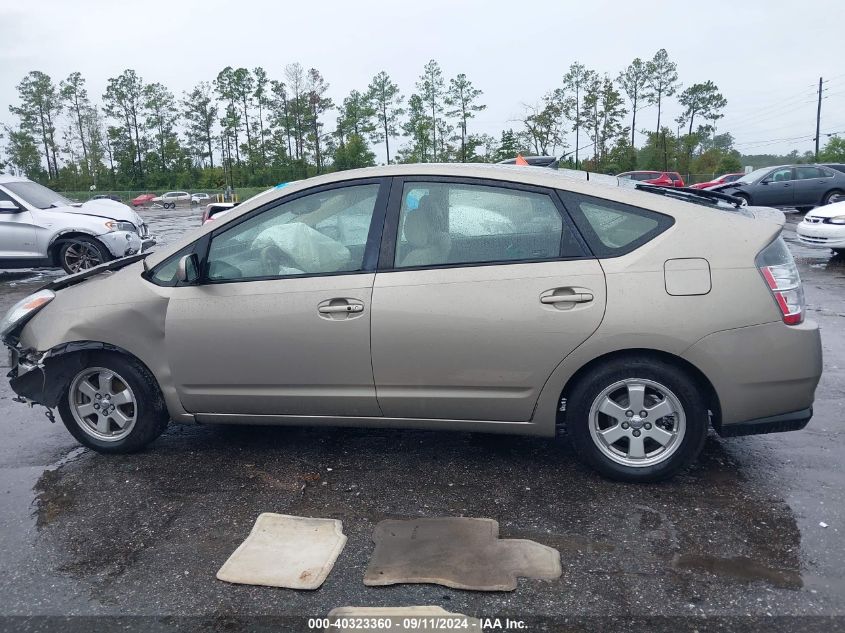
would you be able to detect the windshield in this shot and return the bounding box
[4,181,73,209]
[733,167,772,185]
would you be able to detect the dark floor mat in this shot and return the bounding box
[364,517,561,591]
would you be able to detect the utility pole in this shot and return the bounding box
[815,76,823,161]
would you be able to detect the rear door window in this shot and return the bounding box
[559,192,674,258]
[391,181,585,269]
[795,166,830,179]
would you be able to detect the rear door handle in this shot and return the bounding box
[541,293,594,304]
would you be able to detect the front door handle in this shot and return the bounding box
[541,293,594,304]
[317,298,365,320]
[318,304,364,314]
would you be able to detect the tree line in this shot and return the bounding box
[0,50,786,192]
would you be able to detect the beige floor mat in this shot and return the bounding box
[364,517,561,591]
[326,607,481,631]
[217,513,346,590]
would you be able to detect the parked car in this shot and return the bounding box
[498,156,558,167]
[191,193,211,205]
[152,191,191,209]
[0,175,155,274]
[617,171,685,187]
[91,194,122,202]
[1,164,821,483]
[711,165,845,211]
[689,173,745,190]
[796,199,845,254]
[131,193,157,207]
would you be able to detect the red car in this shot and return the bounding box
[689,173,745,190]
[617,171,685,187]
[131,193,157,207]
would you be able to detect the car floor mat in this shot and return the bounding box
[217,513,347,590]
[364,517,561,591]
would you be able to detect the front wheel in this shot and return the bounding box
[57,352,169,453]
[58,236,112,274]
[565,357,708,482]
[734,192,751,206]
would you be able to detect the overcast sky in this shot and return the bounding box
[1,0,844,164]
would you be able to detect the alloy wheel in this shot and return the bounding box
[68,367,138,442]
[588,378,686,468]
[63,241,103,272]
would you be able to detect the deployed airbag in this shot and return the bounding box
[252,222,350,273]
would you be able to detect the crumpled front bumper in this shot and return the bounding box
[6,342,112,408]
[6,346,76,408]
[99,231,157,258]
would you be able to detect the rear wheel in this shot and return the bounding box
[57,352,168,453]
[58,236,111,274]
[823,190,843,205]
[565,356,708,482]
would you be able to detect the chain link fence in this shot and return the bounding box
[59,187,269,205]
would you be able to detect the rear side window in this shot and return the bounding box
[560,193,674,258]
[393,181,584,268]
[795,166,830,179]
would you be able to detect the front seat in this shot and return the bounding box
[399,196,451,267]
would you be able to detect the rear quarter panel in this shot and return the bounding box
[531,205,784,433]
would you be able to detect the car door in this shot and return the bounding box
[754,167,795,206]
[793,166,832,206]
[162,178,389,416]
[369,177,606,423]
[0,189,39,259]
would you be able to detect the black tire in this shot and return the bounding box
[823,190,843,205]
[57,351,169,454]
[58,236,112,274]
[796,206,814,214]
[734,192,751,205]
[564,356,709,483]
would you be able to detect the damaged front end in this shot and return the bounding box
[8,341,127,410]
[2,288,65,411]
[7,345,86,410]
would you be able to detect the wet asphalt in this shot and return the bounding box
[0,206,843,631]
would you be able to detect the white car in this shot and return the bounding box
[191,193,211,205]
[796,200,845,254]
[0,175,155,273]
[151,191,190,209]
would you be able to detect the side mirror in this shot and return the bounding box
[760,180,770,185]
[175,253,200,284]
[0,200,21,213]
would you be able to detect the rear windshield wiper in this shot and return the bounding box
[635,184,745,209]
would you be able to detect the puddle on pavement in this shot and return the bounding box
[672,552,802,589]
[32,447,87,529]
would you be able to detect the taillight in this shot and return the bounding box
[756,237,804,325]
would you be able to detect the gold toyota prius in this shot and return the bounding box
[1,164,823,482]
